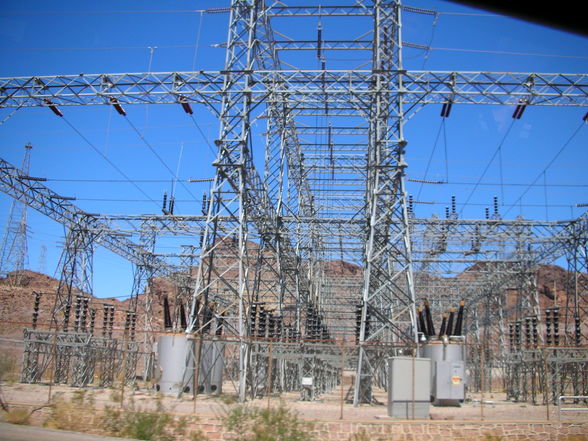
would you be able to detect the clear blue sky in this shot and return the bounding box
[0,0,586,299]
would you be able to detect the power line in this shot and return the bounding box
[503,121,586,217]
[61,116,160,210]
[408,178,587,188]
[124,115,201,205]
[45,178,213,183]
[416,119,445,201]
[188,114,218,157]
[458,119,517,217]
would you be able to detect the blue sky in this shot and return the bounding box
[0,0,586,299]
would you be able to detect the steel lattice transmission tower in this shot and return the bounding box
[0,143,32,285]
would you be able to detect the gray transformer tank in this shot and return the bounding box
[155,334,224,396]
[421,337,466,406]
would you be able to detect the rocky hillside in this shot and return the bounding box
[0,262,583,340]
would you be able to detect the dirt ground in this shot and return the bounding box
[2,381,587,424]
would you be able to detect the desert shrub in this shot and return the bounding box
[5,407,31,425]
[347,429,387,441]
[223,402,313,441]
[44,391,99,432]
[0,354,17,383]
[483,434,504,441]
[104,396,206,441]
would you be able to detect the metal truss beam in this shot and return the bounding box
[1,71,586,109]
[0,156,179,277]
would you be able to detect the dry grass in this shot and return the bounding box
[4,407,31,425]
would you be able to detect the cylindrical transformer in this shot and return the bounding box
[156,334,193,395]
[421,340,466,406]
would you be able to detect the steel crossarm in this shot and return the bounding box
[2,71,587,109]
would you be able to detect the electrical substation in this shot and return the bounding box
[0,0,587,419]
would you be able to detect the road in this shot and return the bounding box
[0,423,137,441]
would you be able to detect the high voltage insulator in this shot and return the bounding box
[438,313,447,338]
[201,193,208,215]
[125,310,132,334]
[545,309,552,345]
[82,298,89,332]
[454,300,465,336]
[493,196,500,219]
[249,303,258,335]
[532,315,538,347]
[74,295,82,332]
[89,308,96,335]
[508,322,514,351]
[451,195,457,217]
[108,305,115,338]
[440,100,453,118]
[524,316,531,348]
[268,314,276,339]
[552,307,560,346]
[130,312,136,341]
[512,100,527,119]
[179,301,187,331]
[258,305,267,338]
[163,296,172,330]
[32,291,41,329]
[355,302,363,341]
[423,300,435,337]
[446,307,455,336]
[102,304,109,337]
[162,192,168,215]
[515,320,521,347]
[417,306,426,337]
[575,315,582,346]
[316,22,322,59]
[63,303,71,332]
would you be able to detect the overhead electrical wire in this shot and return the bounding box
[502,121,586,217]
[416,119,446,201]
[2,44,585,61]
[458,119,517,217]
[44,178,213,183]
[61,116,160,210]
[408,178,586,188]
[123,115,201,204]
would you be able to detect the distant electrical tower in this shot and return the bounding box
[0,143,32,285]
[37,245,47,275]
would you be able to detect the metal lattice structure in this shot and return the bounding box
[1,0,587,406]
[0,144,32,285]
